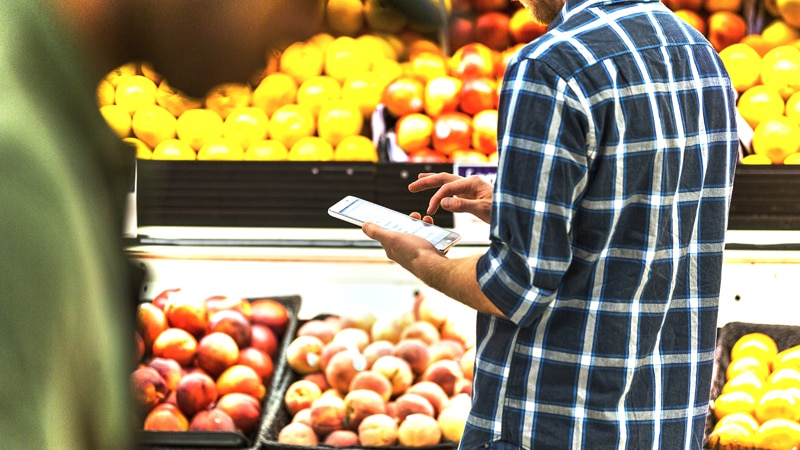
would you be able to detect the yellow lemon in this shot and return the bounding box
[268,104,316,149]
[175,108,224,151]
[783,152,800,164]
[707,422,758,448]
[252,72,298,117]
[244,140,289,161]
[334,135,379,162]
[122,137,153,160]
[761,19,800,48]
[152,139,196,160]
[727,356,771,382]
[756,389,799,423]
[325,36,372,84]
[222,107,270,149]
[767,368,800,390]
[325,0,365,37]
[719,43,762,92]
[774,345,800,372]
[317,99,364,147]
[723,371,766,402]
[756,418,800,449]
[203,82,253,120]
[279,40,325,85]
[342,72,385,118]
[155,79,202,118]
[761,45,800,100]
[785,91,800,123]
[102,62,138,88]
[308,32,335,54]
[737,85,785,130]
[732,332,779,365]
[752,115,800,164]
[714,391,757,420]
[715,412,761,433]
[197,138,245,161]
[288,136,334,161]
[741,153,773,164]
[297,75,342,119]
[96,79,116,107]
[356,33,399,61]
[100,104,132,138]
[741,34,776,57]
[114,75,157,115]
[131,104,177,149]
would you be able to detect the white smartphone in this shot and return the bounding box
[328,195,461,254]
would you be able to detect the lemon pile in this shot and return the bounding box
[708,332,800,449]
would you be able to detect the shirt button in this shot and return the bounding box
[484,444,490,448]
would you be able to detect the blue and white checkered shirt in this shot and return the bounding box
[467,0,739,448]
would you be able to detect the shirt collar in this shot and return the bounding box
[549,0,662,28]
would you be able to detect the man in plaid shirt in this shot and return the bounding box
[363,0,739,447]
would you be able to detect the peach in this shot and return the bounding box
[381,76,426,118]
[441,317,475,348]
[449,42,496,80]
[205,295,253,321]
[431,112,473,156]
[136,331,146,363]
[406,381,449,415]
[400,320,441,346]
[215,392,262,435]
[338,311,376,333]
[456,378,473,396]
[292,407,312,426]
[421,359,463,397]
[372,355,415,398]
[147,357,183,392]
[175,371,217,417]
[331,327,371,353]
[394,393,435,422]
[393,338,431,375]
[370,317,404,344]
[217,364,266,400]
[320,341,349,370]
[286,335,324,374]
[250,298,289,336]
[164,293,208,337]
[151,287,181,311]
[448,392,472,410]
[208,309,252,349]
[325,349,367,394]
[309,394,346,437]
[461,346,476,380]
[397,413,442,447]
[278,422,318,445]
[284,379,323,416]
[131,366,168,413]
[189,409,237,431]
[195,331,240,377]
[429,339,466,363]
[303,372,331,391]
[414,294,446,328]
[395,113,434,153]
[250,324,279,359]
[151,327,198,367]
[423,76,463,118]
[237,347,274,386]
[143,402,189,431]
[349,370,393,402]
[363,340,395,368]
[358,413,398,447]
[297,319,338,344]
[343,389,387,430]
[324,429,360,447]
[438,405,470,443]
[137,302,169,350]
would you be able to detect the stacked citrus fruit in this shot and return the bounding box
[708,332,800,449]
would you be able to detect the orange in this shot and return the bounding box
[761,45,800,100]
[114,75,157,115]
[740,153,773,164]
[740,34,775,57]
[279,40,325,85]
[100,104,132,138]
[755,418,800,449]
[197,138,245,161]
[122,137,153,160]
[297,75,342,119]
[723,371,766,402]
[715,412,761,433]
[222,107,270,150]
[727,356,771,382]
[175,108,224,151]
[317,99,364,147]
[737,85,785,130]
[334,135,379,162]
[151,139,196,160]
[752,115,800,164]
[287,136,334,161]
[767,368,800,390]
[244,140,289,161]
[707,422,758,448]
[252,73,298,117]
[731,332,779,363]
[131,104,177,149]
[718,43,762,92]
[756,389,799,423]
[324,36,372,83]
[713,391,757,420]
[267,104,315,150]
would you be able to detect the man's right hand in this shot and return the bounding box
[408,173,493,224]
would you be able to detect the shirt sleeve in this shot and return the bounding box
[477,56,591,328]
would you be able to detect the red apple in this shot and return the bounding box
[459,76,498,116]
[190,409,237,431]
[250,324,279,359]
[151,328,198,367]
[208,309,252,348]
[147,357,184,392]
[195,331,240,377]
[407,148,449,163]
[432,112,473,155]
[175,371,218,418]
[217,364,267,400]
[382,76,426,118]
[131,366,168,413]
[249,298,289,337]
[707,11,747,52]
[164,294,208,337]
[215,392,262,435]
[205,295,253,321]
[237,347,274,386]
[475,11,512,51]
[450,43,497,80]
[143,402,189,431]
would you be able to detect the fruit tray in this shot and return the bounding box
[703,321,800,450]
[136,295,302,450]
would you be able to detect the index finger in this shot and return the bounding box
[408,172,463,193]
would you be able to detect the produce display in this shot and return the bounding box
[273,292,476,447]
[707,325,800,449]
[133,289,295,443]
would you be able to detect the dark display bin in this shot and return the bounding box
[704,321,800,450]
[136,295,302,450]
